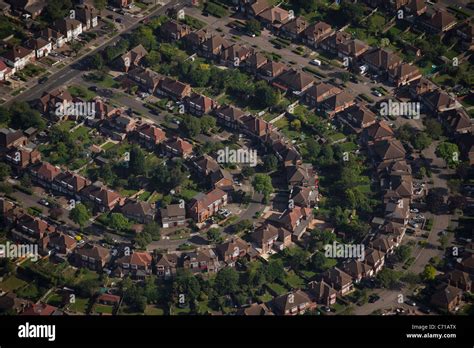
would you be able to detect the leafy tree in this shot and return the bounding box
[266,259,285,283]
[93,0,107,10]
[263,154,278,172]
[175,269,201,302]
[253,81,280,108]
[182,115,201,137]
[377,268,401,289]
[0,106,11,124]
[108,213,131,231]
[70,203,91,229]
[44,0,72,22]
[241,166,255,178]
[8,102,46,131]
[448,195,467,212]
[245,18,261,35]
[310,252,330,272]
[421,264,436,281]
[412,132,431,151]
[129,146,146,176]
[200,115,216,133]
[0,163,10,181]
[394,245,412,263]
[130,26,157,51]
[424,119,443,139]
[214,267,239,295]
[286,247,309,271]
[252,174,273,202]
[90,53,104,70]
[290,119,302,131]
[436,142,459,167]
[142,222,161,241]
[438,235,449,250]
[206,228,222,244]
[426,190,444,213]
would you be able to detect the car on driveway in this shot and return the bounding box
[368,294,380,303]
[410,208,419,213]
[405,299,416,306]
[39,199,50,207]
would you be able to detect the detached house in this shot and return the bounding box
[201,35,231,60]
[215,238,250,266]
[188,188,227,223]
[430,283,462,313]
[120,200,156,224]
[258,7,290,30]
[272,69,314,95]
[251,223,291,254]
[275,206,313,241]
[155,253,178,279]
[182,248,220,274]
[115,251,153,279]
[74,243,111,271]
[271,290,314,315]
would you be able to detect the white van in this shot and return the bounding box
[310,59,321,66]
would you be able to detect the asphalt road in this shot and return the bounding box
[7,0,182,105]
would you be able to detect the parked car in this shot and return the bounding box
[405,299,416,306]
[368,294,380,303]
[38,76,48,84]
[410,208,419,213]
[371,90,382,97]
[39,199,50,207]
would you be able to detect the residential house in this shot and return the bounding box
[160,204,186,228]
[370,139,406,164]
[39,28,67,49]
[210,168,234,192]
[155,253,178,279]
[271,290,315,315]
[134,123,166,150]
[370,236,396,254]
[423,10,457,33]
[160,20,191,41]
[120,200,156,224]
[75,5,99,30]
[4,145,41,171]
[81,183,122,212]
[215,105,246,129]
[341,104,377,133]
[236,303,274,315]
[385,198,410,225]
[408,77,436,100]
[257,60,287,80]
[322,91,356,118]
[54,18,83,42]
[363,120,394,144]
[302,21,334,48]
[241,0,270,17]
[364,247,386,274]
[289,186,318,208]
[191,154,220,176]
[304,82,342,107]
[37,88,74,119]
[274,206,313,241]
[250,222,291,254]
[128,67,163,94]
[119,45,148,72]
[215,238,250,266]
[422,90,460,114]
[220,44,253,67]
[51,171,90,199]
[162,137,193,158]
[21,303,61,316]
[320,31,351,54]
[343,260,374,282]
[182,248,220,274]
[12,214,55,245]
[7,0,46,19]
[0,60,13,81]
[445,270,471,292]
[24,37,52,59]
[200,35,231,60]
[186,93,216,116]
[307,280,337,306]
[337,39,369,63]
[286,164,317,188]
[0,128,27,150]
[74,243,111,271]
[272,68,314,95]
[258,7,290,30]
[245,52,268,74]
[388,63,422,86]
[439,109,472,135]
[322,267,354,296]
[157,77,192,101]
[1,46,35,70]
[188,188,227,223]
[280,17,308,40]
[362,48,402,75]
[430,283,462,313]
[29,162,61,188]
[457,23,474,51]
[115,251,153,279]
[47,231,77,255]
[405,0,427,16]
[183,29,208,52]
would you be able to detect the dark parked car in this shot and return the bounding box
[38,76,48,84]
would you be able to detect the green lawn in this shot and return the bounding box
[94,304,114,314]
[144,305,165,315]
[0,275,27,292]
[284,271,305,289]
[267,282,288,296]
[46,292,63,307]
[69,297,90,313]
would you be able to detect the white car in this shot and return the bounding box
[310,59,321,66]
[410,208,419,213]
